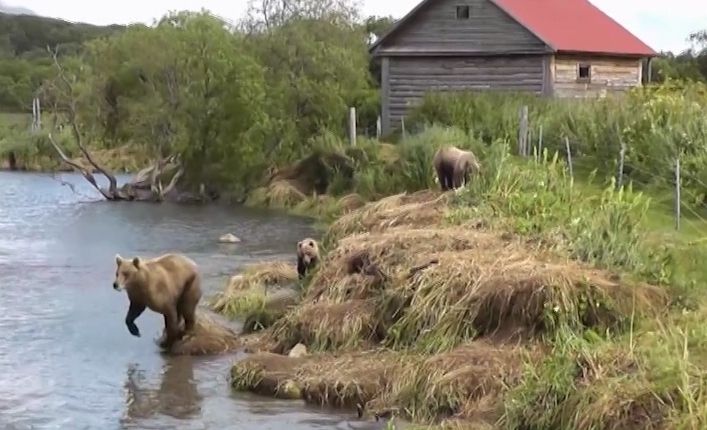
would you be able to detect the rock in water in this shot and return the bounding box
[165,313,240,356]
[219,233,241,244]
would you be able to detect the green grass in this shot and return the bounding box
[0,112,31,127]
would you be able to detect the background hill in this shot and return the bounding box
[0,10,123,111]
[0,1,35,15]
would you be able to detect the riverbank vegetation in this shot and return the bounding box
[2,1,707,428]
[1,2,706,202]
[212,128,707,428]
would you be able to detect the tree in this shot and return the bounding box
[241,0,360,33]
[48,11,271,198]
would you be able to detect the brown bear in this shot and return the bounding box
[113,253,203,349]
[296,238,320,279]
[432,146,481,191]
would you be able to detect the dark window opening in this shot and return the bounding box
[577,64,591,82]
[456,5,470,19]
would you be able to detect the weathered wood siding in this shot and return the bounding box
[553,55,642,98]
[377,0,547,55]
[384,55,545,133]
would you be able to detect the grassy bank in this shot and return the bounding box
[0,112,153,173]
[211,131,707,429]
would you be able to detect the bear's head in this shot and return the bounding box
[297,238,319,264]
[113,254,142,291]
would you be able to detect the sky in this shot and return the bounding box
[4,0,706,54]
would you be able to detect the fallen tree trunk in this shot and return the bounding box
[48,133,187,202]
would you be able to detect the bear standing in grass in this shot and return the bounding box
[113,253,202,349]
[433,145,481,191]
[296,238,320,279]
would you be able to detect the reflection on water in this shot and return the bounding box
[122,356,202,423]
[0,171,383,430]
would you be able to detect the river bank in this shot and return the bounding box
[211,139,707,429]
[0,144,148,174]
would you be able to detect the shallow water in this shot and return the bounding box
[0,171,384,430]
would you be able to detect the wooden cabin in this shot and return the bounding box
[370,0,657,135]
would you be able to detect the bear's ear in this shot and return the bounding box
[309,240,315,248]
[116,254,123,266]
[132,257,140,269]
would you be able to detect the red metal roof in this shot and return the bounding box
[491,0,656,56]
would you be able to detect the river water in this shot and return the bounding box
[0,172,382,430]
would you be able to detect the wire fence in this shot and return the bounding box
[511,110,707,241]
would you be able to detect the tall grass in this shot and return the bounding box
[501,314,707,430]
[445,137,666,285]
[351,126,483,199]
[407,80,707,205]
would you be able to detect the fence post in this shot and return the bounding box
[537,125,543,160]
[401,116,407,140]
[617,140,626,188]
[348,107,357,147]
[376,115,382,139]
[518,105,529,156]
[31,98,36,131]
[675,157,681,231]
[564,136,573,179]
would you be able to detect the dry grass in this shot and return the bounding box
[231,349,401,406]
[267,180,308,206]
[369,341,542,424]
[246,180,308,208]
[165,312,240,356]
[305,225,668,352]
[210,261,297,316]
[338,193,366,213]
[224,188,678,427]
[230,341,537,425]
[270,299,379,352]
[326,190,450,242]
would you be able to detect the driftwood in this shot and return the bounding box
[44,47,187,203]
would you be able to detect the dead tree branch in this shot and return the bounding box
[48,132,115,200]
[43,47,187,203]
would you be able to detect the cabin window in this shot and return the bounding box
[456,5,470,19]
[577,63,591,82]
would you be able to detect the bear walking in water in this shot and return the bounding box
[432,146,481,191]
[113,253,202,349]
[296,238,320,279]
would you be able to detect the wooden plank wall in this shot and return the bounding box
[378,0,547,54]
[553,55,642,98]
[384,55,544,133]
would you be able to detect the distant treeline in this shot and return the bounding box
[0,13,124,111]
